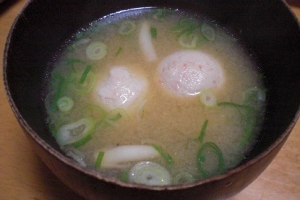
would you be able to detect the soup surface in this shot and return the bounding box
[45,8,266,186]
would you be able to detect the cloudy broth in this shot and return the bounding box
[45,8,266,185]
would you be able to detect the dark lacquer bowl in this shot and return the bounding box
[3,0,300,199]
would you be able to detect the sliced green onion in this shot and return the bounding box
[71,72,95,94]
[67,59,87,72]
[178,33,198,49]
[50,68,63,82]
[152,8,168,20]
[197,142,225,178]
[199,90,217,107]
[172,18,198,34]
[79,65,93,84]
[244,86,266,105]
[150,27,157,39]
[179,18,198,27]
[120,170,129,182]
[51,76,65,111]
[128,161,171,186]
[173,172,195,184]
[171,23,185,33]
[67,58,86,64]
[56,117,95,146]
[118,20,136,35]
[238,107,256,149]
[107,108,129,121]
[198,119,208,143]
[82,104,107,122]
[217,101,251,121]
[152,143,174,164]
[95,151,105,168]
[217,102,250,110]
[72,134,92,148]
[177,26,196,38]
[67,44,76,52]
[57,96,74,112]
[218,101,256,149]
[103,108,129,127]
[86,42,108,60]
[200,22,215,41]
[115,47,123,56]
[110,113,122,121]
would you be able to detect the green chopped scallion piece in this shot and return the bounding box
[197,142,225,178]
[177,26,195,37]
[218,101,256,149]
[178,33,198,49]
[109,113,122,121]
[128,161,171,185]
[152,8,168,20]
[67,44,76,52]
[95,151,105,168]
[57,96,74,112]
[56,118,95,146]
[150,27,157,39]
[118,20,136,35]
[82,104,107,122]
[51,76,65,111]
[120,170,129,182]
[72,134,92,148]
[200,22,215,41]
[198,119,208,143]
[67,59,87,73]
[106,108,129,122]
[244,86,266,106]
[238,107,255,149]
[71,71,95,95]
[217,102,250,109]
[115,47,123,56]
[152,144,174,164]
[86,42,108,60]
[79,65,92,84]
[172,18,198,35]
[67,58,86,65]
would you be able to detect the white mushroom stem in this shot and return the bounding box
[139,21,157,62]
[100,145,160,168]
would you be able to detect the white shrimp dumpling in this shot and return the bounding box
[158,50,225,96]
[95,66,147,110]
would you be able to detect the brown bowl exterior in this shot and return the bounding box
[4,0,300,199]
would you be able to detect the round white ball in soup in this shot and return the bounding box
[158,50,225,96]
[95,66,147,110]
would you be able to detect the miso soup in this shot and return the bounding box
[45,8,266,186]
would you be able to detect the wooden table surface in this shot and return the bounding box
[0,1,300,199]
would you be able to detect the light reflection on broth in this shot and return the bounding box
[46,8,266,186]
